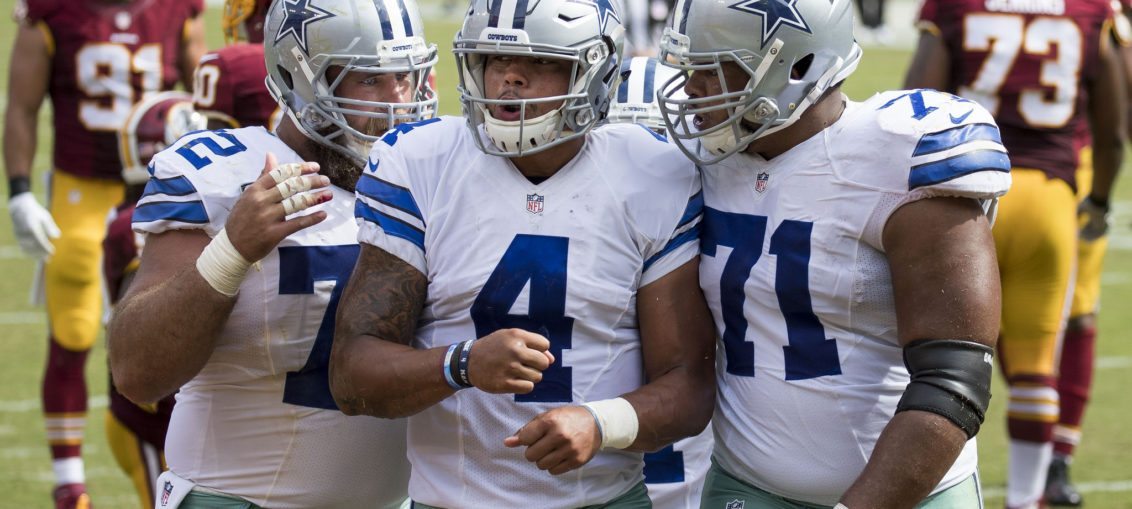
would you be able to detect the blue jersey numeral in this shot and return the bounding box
[700,210,766,377]
[278,244,360,410]
[701,208,841,380]
[470,234,575,402]
[643,444,686,484]
[176,130,248,169]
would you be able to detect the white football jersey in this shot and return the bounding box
[644,425,713,509]
[699,90,1011,506]
[133,127,409,509]
[357,117,702,509]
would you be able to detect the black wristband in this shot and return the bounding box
[456,340,473,388]
[1086,194,1110,209]
[448,340,474,389]
[8,176,30,199]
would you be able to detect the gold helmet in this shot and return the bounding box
[222,0,270,44]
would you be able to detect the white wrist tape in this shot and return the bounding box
[582,397,639,450]
[834,504,849,509]
[195,228,252,296]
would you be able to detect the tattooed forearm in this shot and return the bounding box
[331,244,451,418]
[337,244,427,346]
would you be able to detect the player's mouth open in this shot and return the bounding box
[495,103,524,121]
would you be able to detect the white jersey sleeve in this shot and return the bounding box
[355,118,446,274]
[601,124,702,286]
[132,128,272,237]
[831,90,1013,250]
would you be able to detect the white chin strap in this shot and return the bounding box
[343,132,373,162]
[701,123,750,156]
[483,107,563,154]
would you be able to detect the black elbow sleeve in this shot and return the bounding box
[896,339,994,439]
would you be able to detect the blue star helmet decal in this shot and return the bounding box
[728,0,811,48]
[568,0,621,32]
[592,0,622,30]
[275,0,336,55]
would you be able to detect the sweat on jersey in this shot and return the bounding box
[355,117,702,509]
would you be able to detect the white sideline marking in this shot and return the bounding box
[1097,356,1132,369]
[0,394,106,413]
[983,480,1132,498]
[0,311,44,324]
[1102,272,1132,285]
[0,246,27,259]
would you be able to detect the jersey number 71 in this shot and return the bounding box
[702,208,842,380]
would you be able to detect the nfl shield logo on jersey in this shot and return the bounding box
[755,172,770,193]
[725,500,745,509]
[161,480,173,505]
[527,193,545,214]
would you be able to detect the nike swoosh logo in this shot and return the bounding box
[949,109,974,124]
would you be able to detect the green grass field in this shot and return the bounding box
[0,1,1130,507]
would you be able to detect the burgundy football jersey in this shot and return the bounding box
[102,200,175,443]
[22,0,202,180]
[102,201,137,305]
[918,0,1115,188]
[192,43,279,129]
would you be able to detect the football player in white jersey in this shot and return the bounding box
[658,0,1010,507]
[106,0,437,507]
[608,56,713,509]
[328,1,717,508]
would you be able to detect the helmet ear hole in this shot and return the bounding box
[791,54,814,80]
[276,65,295,90]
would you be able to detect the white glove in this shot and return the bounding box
[8,192,60,259]
[1078,196,1110,242]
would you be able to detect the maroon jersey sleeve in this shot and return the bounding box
[44,0,202,181]
[193,43,277,129]
[933,0,1113,189]
[16,0,61,24]
[102,203,139,305]
[915,0,940,27]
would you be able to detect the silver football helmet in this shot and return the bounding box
[264,0,438,164]
[607,56,683,133]
[657,0,862,165]
[454,0,626,157]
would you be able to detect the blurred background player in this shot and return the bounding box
[608,55,713,509]
[1046,1,1132,505]
[853,0,890,45]
[906,1,1126,507]
[106,91,205,509]
[2,1,205,507]
[613,0,672,56]
[192,0,281,131]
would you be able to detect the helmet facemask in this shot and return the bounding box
[269,39,439,166]
[658,1,862,166]
[455,35,616,157]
